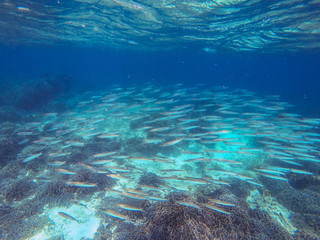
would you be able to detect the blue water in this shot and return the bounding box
[1,46,320,116]
[1,1,320,240]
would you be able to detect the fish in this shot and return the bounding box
[289,168,313,175]
[129,157,154,162]
[160,169,187,173]
[150,126,172,132]
[104,166,131,172]
[48,161,66,166]
[97,134,120,139]
[203,204,231,215]
[124,188,149,196]
[70,199,87,208]
[91,159,113,165]
[143,139,163,144]
[182,177,210,185]
[209,199,235,207]
[184,158,211,163]
[176,201,201,210]
[160,138,184,146]
[66,181,97,187]
[93,152,117,158]
[58,212,80,223]
[65,141,85,147]
[259,173,288,181]
[100,209,129,220]
[145,195,167,201]
[107,174,133,180]
[117,204,145,212]
[119,192,147,200]
[22,152,42,163]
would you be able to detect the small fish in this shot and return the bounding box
[150,126,172,132]
[48,161,66,166]
[58,212,80,223]
[117,204,145,212]
[160,138,184,146]
[129,157,154,162]
[119,192,147,200]
[213,158,243,165]
[100,209,129,220]
[91,159,113,165]
[259,173,288,181]
[124,188,149,196]
[65,141,85,147]
[70,199,87,208]
[160,169,187,173]
[182,177,210,185]
[66,181,97,188]
[209,199,235,207]
[176,201,201,210]
[22,152,42,163]
[143,139,163,144]
[18,139,29,145]
[107,174,132,180]
[184,158,210,163]
[203,204,231,215]
[93,152,116,158]
[98,134,120,139]
[78,163,98,172]
[289,168,313,175]
[104,166,131,172]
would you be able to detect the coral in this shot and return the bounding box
[114,222,150,240]
[3,178,36,202]
[104,188,292,240]
[123,137,159,156]
[0,191,48,240]
[260,174,320,237]
[147,191,293,240]
[229,180,254,199]
[138,172,164,187]
[37,180,75,207]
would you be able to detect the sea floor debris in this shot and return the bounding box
[0,83,319,239]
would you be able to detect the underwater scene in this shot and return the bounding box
[1,0,320,240]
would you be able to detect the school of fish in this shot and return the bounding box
[12,83,320,222]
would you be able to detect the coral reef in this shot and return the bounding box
[97,189,293,240]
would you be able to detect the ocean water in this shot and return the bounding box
[0,1,320,240]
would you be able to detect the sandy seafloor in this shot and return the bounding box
[1,82,320,240]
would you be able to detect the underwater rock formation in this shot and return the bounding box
[0,74,70,111]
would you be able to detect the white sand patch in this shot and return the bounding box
[29,199,100,240]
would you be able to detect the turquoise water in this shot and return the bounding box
[0,1,320,240]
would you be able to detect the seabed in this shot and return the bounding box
[0,83,319,240]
